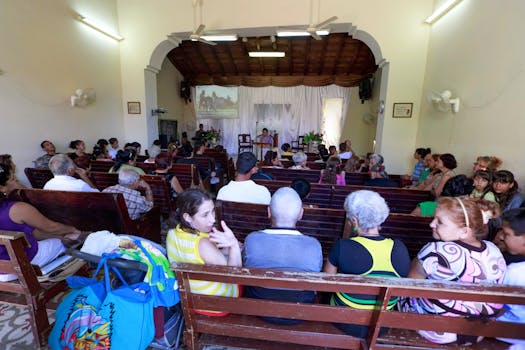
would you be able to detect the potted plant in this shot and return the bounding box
[303,131,323,153]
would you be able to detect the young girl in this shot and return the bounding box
[166,189,241,315]
[470,170,496,202]
[319,156,345,185]
[401,196,506,345]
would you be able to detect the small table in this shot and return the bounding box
[252,142,272,161]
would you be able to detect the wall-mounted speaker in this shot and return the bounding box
[180,80,191,103]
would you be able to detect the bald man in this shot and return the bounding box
[243,187,322,325]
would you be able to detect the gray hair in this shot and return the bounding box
[344,190,389,230]
[148,146,161,158]
[292,151,307,164]
[369,153,384,165]
[48,154,75,175]
[118,169,140,186]
[270,187,302,227]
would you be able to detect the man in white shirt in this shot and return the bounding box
[44,154,98,192]
[217,152,271,205]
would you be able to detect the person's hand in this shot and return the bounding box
[137,180,150,190]
[75,167,88,177]
[209,220,238,248]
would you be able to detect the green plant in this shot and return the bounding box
[205,129,221,141]
[303,131,323,143]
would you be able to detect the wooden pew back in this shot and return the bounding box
[15,188,160,242]
[24,167,54,189]
[215,200,433,258]
[173,263,525,350]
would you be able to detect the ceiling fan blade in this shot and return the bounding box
[310,32,322,40]
[194,24,205,36]
[315,16,338,29]
[199,37,217,46]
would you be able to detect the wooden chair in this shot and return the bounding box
[0,231,88,348]
[238,134,253,155]
[291,135,305,152]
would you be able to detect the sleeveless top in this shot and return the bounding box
[0,201,38,260]
[331,236,400,310]
[166,225,239,300]
[319,171,346,185]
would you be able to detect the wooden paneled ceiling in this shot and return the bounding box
[167,33,377,87]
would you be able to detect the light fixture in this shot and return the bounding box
[248,52,285,58]
[277,30,329,37]
[424,0,463,24]
[78,15,124,41]
[200,34,238,41]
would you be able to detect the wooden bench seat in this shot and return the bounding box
[14,188,161,242]
[0,231,88,348]
[173,263,525,350]
[215,200,433,259]
[254,179,432,213]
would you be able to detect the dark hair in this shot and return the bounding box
[494,170,519,209]
[176,188,213,233]
[439,153,457,170]
[194,140,205,151]
[502,208,525,236]
[441,175,474,197]
[112,149,137,172]
[318,147,329,162]
[0,164,12,186]
[291,178,311,200]
[40,140,51,148]
[262,128,268,132]
[415,148,431,158]
[321,156,342,184]
[263,150,278,166]
[473,170,493,199]
[109,137,118,145]
[281,143,291,152]
[0,154,13,171]
[236,152,257,174]
[328,145,337,153]
[153,140,161,146]
[69,140,83,150]
[155,153,172,170]
[92,145,105,159]
[97,139,108,147]
[73,155,91,170]
[339,142,347,152]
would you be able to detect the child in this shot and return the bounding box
[497,208,525,346]
[319,156,345,185]
[470,170,496,202]
[401,196,506,345]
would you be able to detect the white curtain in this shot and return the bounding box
[198,85,351,155]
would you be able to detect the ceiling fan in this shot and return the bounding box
[307,16,338,40]
[171,0,217,46]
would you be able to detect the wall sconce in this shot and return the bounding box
[71,88,96,107]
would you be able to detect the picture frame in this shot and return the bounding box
[392,103,413,118]
[127,101,141,114]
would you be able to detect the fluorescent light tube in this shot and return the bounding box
[201,35,238,41]
[78,15,124,41]
[424,0,463,24]
[277,30,329,37]
[248,52,285,58]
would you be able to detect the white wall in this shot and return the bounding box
[116,0,433,173]
[416,0,525,186]
[156,58,196,138]
[0,0,124,184]
[342,86,377,158]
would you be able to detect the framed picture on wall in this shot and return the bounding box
[127,101,141,114]
[392,103,413,118]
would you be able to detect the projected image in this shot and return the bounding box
[196,85,239,119]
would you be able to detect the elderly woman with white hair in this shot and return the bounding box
[289,151,310,170]
[324,190,410,338]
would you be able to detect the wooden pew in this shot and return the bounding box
[0,231,88,348]
[214,200,433,259]
[90,160,114,172]
[173,263,525,350]
[14,188,161,243]
[254,180,432,213]
[89,172,174,215]
[24,167,54,189]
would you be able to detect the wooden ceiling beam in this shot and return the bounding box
[318,36,330,76]
[225,44,239,76]
[331,37,346,76]
[212,45,226,76]
[303,38,311,76]
[195,44,213,76]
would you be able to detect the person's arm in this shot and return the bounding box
[323,260,338,274]
[137,180,154,203]
[9,202,81,240]
[200,220,242,267]
[433,172,452,197]
[407,258,427,279]
[75,167,97,189]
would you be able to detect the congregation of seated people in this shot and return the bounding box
[2,132,525,348]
